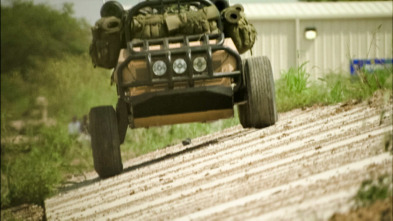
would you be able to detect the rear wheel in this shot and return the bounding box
[238,56,277,128]
[89,106,123,178]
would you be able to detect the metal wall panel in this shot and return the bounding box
[244,17,392,80]
[299,18,392,79]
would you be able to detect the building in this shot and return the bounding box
[242,1,393,79]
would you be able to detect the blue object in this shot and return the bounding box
[350,58,393,75]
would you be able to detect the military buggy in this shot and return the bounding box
[89,0,277,178]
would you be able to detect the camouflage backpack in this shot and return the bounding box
[89,16,122,69]
[222,4,256,54]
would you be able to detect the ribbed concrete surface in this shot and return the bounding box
[45,99,392,220]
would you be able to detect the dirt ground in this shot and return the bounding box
[41,94,392,220]
[330,197,392,221]
[1,204,44,221]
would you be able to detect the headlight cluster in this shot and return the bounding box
[152,56,207,77]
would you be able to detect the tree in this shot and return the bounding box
[1,1,91,76]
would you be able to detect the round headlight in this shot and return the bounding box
[193,56,207,72]
[173,58,187,74]
[152,60,167,76]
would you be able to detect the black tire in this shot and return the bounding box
[211,0,229,12]
[116,98,129,144]
[89,106,123,178]
[238,56,277,128]
[100,1,124,19]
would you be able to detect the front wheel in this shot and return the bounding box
[238,56,277,128]
[89,106,123,178]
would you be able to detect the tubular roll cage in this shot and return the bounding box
[117,0,243,100]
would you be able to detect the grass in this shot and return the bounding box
[1,59,391,211]
[276,62,392,112]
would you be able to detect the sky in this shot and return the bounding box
[23,0,297,25]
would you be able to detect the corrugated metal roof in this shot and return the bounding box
[242,1,393,20]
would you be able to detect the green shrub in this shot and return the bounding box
[1,125,93,208]
[355,175,392,207]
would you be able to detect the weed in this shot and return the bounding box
[283,62,310,94]
[329,81,344,103]
[276,62,322,112]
